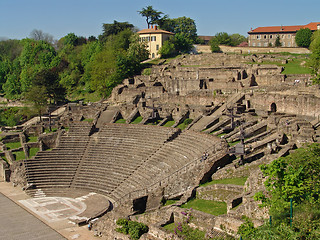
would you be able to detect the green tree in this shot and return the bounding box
[209,38,221,53]
[99,21,134,43]
[159,40,176,58]
[295,28,312,48]
[230,33,247,46]
[308,30,320,84]
[25,85,48,121]
[138,6,163,29]
[275,35,281,47]
[32,68,65,104]
[255,143,320,220]
[214,32,232,46]
[159,17,197,43]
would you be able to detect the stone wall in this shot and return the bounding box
[250,92,320,118]
[195,45,311,54]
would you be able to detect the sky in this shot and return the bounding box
[1,0,319,40]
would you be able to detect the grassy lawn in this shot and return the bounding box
[131,116,143,124]
[163,222,176,232]
[81,118,93,123]
[29,148,39,158]
[163,199,178,206]
[44,128,58,134]
[176,119,193,130]
[247,57,311,75]
[115,118,126,123]
[181,199,227,216]
[5,141,21,150]
[281,58,312,74]
[27,136,38,142]
[201,177,248,187]
[67,91,101,103]
[228,140,240,147]
[163,120,175,127]
[13,151,26,161]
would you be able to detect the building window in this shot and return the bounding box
[264,42,268,47]
[264,35,267,39]
[287,34,291,39]
[257,35,261,39]
[258,43,261,47]
[151,36,156,41]
[252,43,256,47]
[288,42,291,47]
[156,44,159,50]
[152,53,155,58]
[270,35,273,39]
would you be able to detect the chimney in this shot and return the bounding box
[154,26,158,30]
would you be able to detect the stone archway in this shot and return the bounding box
[270,102,277,113]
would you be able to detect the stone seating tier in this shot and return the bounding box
[24,123,222,201]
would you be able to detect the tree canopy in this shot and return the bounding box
[138,6,163,29]
[295,28,312,48]
[307,30,320,84]
[241,144,320,239]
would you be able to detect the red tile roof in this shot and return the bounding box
[248,22,320,34]
[138,27,174,35]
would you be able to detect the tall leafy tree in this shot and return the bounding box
[295,28,312,48]
[138,6,163,29]
[308,30,320,84]
[159,16,197,43]
[99,21,134,42]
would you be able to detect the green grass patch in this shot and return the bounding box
[27,136,38,142]
[13,151,25,161]
[163,222,176,232]
[163,120,175,127]
[142,68,152,75]
[29,148,39,158]
[201,177,248,187]
[228,140,240,147]
[81,118,93,123]
[131,116,143,124]
[44,128,58,134]
[67,91,101,103]
[115,118,126,124]
[281,58,312,74]
[216,132,226,137]
[1,156,7,163]
[163,199,178,206]
[176,118,193,130]
[181,199,227,216]
[5,141,21,150]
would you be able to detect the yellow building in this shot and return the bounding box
[138,26,175,59]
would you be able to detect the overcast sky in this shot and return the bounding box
[1,0,319,40]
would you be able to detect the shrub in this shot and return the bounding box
[115,218,148,239]
[210,38,221,53]
[295,28,312,48]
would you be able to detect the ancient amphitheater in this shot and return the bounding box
[1,52,320,239]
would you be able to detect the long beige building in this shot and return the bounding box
[248,22,320,47]
[138,26,174,59]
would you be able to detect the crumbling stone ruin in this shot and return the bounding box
[1,52,320,239]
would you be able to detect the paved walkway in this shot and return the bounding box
[0,182,104,240]
[0,192,65,240]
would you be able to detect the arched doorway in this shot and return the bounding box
[270,103,277,113]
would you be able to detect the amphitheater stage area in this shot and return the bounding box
[0,182,109,240]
